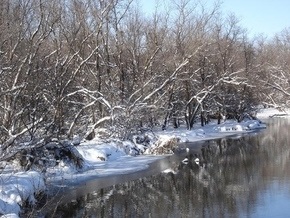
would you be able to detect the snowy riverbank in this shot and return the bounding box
[0,108,288,217]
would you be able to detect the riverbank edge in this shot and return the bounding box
[0,108,288,217]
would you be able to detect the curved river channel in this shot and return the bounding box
[34,118,290,217]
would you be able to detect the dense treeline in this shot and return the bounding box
[0,0,289,159]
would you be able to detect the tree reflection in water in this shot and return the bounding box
[40,118,290,218]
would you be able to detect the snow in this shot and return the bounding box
[256,107,290,118]
[0,171,45,217]
[0,214,19,218]
[151,119,266,144]
[77,142,127,162]
[0,108,287,217]
[45,151,162,187]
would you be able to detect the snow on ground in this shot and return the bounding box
[0,171,45,217]
[45,143,163,187]
[0,108,287,217]
[152,119,265,144]
[256,107,290,119]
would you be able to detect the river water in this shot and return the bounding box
[36,118,290,218]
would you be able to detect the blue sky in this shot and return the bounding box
[139,0,290,38]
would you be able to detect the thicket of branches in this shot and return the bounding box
[1,0,290,159]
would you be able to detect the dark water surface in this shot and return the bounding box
[37,118,290,218]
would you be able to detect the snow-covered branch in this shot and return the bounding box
[267,82,290,97]
[1,117,44,153]
[143,56,192,102]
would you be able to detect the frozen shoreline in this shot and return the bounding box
[0,108,288,217]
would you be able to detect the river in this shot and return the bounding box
[33,118,290,217]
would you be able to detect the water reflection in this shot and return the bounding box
[38,118,290,218]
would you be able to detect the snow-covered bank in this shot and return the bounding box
[256,107,290,119]
[0,171,45,216]
[0,108,287,217]
[147,119,266,154]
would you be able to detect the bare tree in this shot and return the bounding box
[0,0,56,151]
[259,28,290,108]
